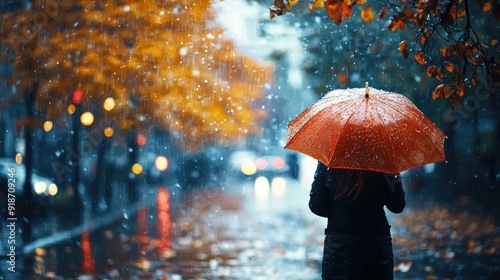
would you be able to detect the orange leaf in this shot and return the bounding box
[397,19,406,30]
[414,50,426,65]
[341,3,353,20]
[436,68,445,81]
[453,72,464,84]
[440,45,454,58]
[337,72,348,84]
[379,7,388,19]
[325,0,344,25]
[457,8,466,18]
[388,17,406,31]
[432,84,445,100]
[313,0,324,8]
[426,65,439,78]
[403,8,414,18]
[361,6,375,22]
[492,40,498,47]
[419,35,427,44]
[444,61,457,73]
[471,75,479,86]
[450,95,460,110]
[443,85,454,98]
[456,82,467,97]
[399,40,409,59]
[309,4,316,12]
[270,0,293,18]
[416,11,428,28]
[482,2,492,12]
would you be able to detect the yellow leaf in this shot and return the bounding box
[361,6,375,22]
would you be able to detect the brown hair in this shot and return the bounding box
[334,169,364,200]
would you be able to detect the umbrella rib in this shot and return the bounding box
[372,100,398,174]
[378,98,443,147]
[327,99,364,167]
[286,99,357,148]
[376,99,445,168]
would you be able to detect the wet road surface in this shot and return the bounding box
[1,175,499,279]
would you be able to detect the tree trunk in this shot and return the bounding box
[71,105,83,223]
[21,88,35,244]
[91,137,109,214]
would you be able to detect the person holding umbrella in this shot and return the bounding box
[309,163,405,279]
[285,83,446,279]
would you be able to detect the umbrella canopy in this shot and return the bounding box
[284,83,446,174]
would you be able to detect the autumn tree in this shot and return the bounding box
[270,0,500,219]
[270,0,499,109]
[0,0,272,240]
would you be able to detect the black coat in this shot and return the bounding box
[309,162,406,280]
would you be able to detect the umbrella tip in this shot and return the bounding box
[365,82,369,98]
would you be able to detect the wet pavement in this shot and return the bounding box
[1,174,499,279]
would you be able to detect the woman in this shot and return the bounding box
[309,162,406,280]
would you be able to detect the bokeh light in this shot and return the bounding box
[272,157,286,169]
[119,119,132,129]
[254,176,270,200]
[67,104,76,114]
[34,181,47,195]
[155,156,169,171]
[15,153,22,164]
[80,112,94,126]
[103,97,115,111]
[271,177,286,197]
[104,127,114,137]
[72,88,83,104]
[132,163,143,175]
[43,120,53,132]
[241,161,257,175]
[48,184,58,196]
[255,157,268,170]
[136,133,147,146]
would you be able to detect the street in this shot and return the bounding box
[1,165,499,279]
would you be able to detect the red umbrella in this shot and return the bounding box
[285,83,446,174]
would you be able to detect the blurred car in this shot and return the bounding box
[0,157,59,198]
[228,149,299,181]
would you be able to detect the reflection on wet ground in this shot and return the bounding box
[2,178,499,279]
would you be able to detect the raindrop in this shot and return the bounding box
[209,259,218,270]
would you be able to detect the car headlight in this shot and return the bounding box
[241,161,257,175]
